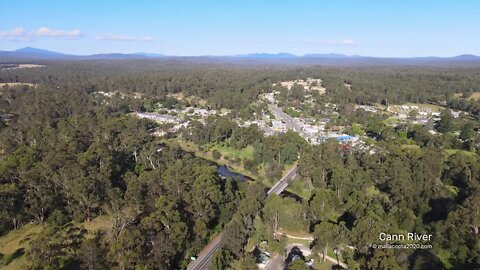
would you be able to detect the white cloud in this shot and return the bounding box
[30,27,82,38]
[0,27,28,41]
[0,27,83,41]
[95,33,155,42]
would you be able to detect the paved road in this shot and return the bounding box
[268,104,303,133]
[187,166,298,270]
[265,255,284,270]
[187,233,223,270]
[268,166,298,195]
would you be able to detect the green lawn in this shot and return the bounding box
[401,144,421,150]
[285,180,312,200]
[0,223,43,269]
[277,229,312,239]
[0,223,43,256]
[313,259,334,270]
[444,149,477,158]
[285,238,311,246]
[211,144,254,160]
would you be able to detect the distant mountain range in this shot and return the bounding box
[0,47,165,60]
[1,47,480,66]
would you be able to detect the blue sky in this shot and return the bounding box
[0,0,479,56]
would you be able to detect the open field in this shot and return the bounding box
[1,64,45,70]
[313,259,335,270]
[276,78,326,94]
[388,102,444,114]
[0,223,42,269]
[168,92,208,106]
[0,215,112,269]
[401,144,421,150]
[404,102,444,111]
[211,144,254,160]
[0,224,43,256]
[276,229,312,239]
[0,82,36,88]
[444,148,477,158]
[467,92,480,101]
[75,215,112,236]
[14,64,45,69]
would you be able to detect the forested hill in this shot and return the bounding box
[2,47,480,67]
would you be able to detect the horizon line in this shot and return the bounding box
[2,46,479,59]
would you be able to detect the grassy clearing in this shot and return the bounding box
[467,92,480,101]
[168,92,208,106]
[76,215,112,237]
[169,139,260,181]
[3,64,45,70]
[0,83,36,88]
[444,149,477,158]
[1,256,28,270]
[313,259,334,270]
[404,102,443,111]
[277,229,312,239]
[326,249,343,263]
[211,145,254,160]
[401,144,420,149]
[0,223,42,269]
[0,224,43,255]
[0,215,112,268]
[286,180,311,200]
[285,238,311,247]
[387,102,444,115]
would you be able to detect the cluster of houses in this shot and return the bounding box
[387,104,466,126]
[135,112,188,136]
[135,106,230,135]
[94,91,144,100]
[135,88,371,150]
[254,91,365,147]
[356,104,378,113]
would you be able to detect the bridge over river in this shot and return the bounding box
[187,165,298,270]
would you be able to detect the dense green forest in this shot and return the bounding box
[1,61,479,269]
[2,62,480,114]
